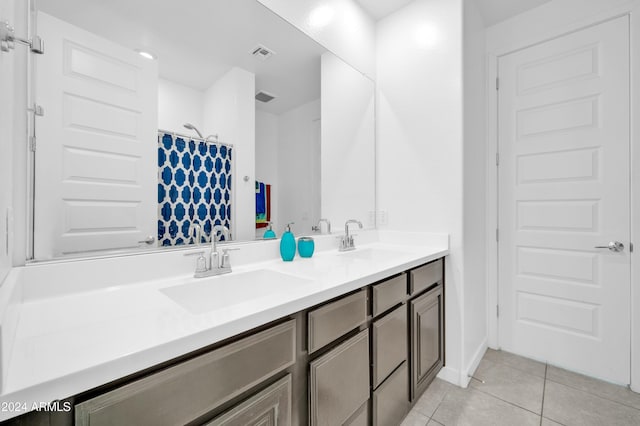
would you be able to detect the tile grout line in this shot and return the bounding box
[540,363,548,426]
[472,356,547,418]
[471,384,544,418]
[426,387,454,426]
[486,353,547,379]
[543,375,640,413]
[494,352,640,415]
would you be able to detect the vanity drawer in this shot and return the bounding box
[372,362,409,426]
[372,304,407,388]
[372,273,407,317]
[307,289,367,354]
[75,320,296,426]
[206,374,292,425]
[309,329,370,426]
[409,259,443,295]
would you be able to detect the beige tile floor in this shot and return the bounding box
[403,349,640,426]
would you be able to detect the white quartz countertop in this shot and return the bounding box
[0,233,447,421]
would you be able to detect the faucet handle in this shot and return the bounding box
[221,248,240,269]
[184,250,207,273]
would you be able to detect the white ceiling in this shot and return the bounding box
[354,0,415,21]
[356,0,553,26]
[37,0,326,115]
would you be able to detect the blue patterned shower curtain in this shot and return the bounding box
[157,131,232,246]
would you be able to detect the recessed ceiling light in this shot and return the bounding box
[136,49,157,60]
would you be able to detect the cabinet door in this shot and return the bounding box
[410,285,443,401]
[206,375,291,426]
[309,329,370,426]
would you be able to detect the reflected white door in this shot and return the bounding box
[35,12,158,258]
[498,16,630,384]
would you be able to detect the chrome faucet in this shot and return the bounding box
[339,219,363,251]
[208,225,230,272]
[185,225,237,278]
[189,223,202,245]
[313,218,332,234]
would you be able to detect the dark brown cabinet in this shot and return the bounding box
[410,284,444,401]
[206,375,292,426]
[75,320,296,426]
[308,329,370,426]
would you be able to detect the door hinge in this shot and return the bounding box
[496,77,499,90]
[29,136,36,152]
[496,152,499,166]
[28,104,44,117]
[496,305,500,317]
[496,228,499,242]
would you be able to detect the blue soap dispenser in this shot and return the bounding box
[263,221,276,239]
[280,222,296,261]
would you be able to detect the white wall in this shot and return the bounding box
[321,52,375,230]
[203,67,256,241]
[277,99,321,236]
[256,0,376,78]
[485,0,640,393]
[158,79,204,134]
[255,110,280,237]
[376,0,465,385]
[462,0,487,376]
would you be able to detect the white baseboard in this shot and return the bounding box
[437,366,462,387]
[464,338,488,386]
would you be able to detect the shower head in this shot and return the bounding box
[183,123,203,139]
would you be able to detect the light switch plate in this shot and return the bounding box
[367,211,375,227]
[377,211,388,226]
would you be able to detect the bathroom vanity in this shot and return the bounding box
[74,260,443,426]
[0,233,447,425]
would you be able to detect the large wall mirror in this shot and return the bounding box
[31,0,375,260]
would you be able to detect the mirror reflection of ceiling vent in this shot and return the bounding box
[255,91,276,103]
[251,44,275,61]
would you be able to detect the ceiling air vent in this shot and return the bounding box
[255,91,276,103]
[250,44,276,61]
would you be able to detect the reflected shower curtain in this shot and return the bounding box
[157,131,232,246]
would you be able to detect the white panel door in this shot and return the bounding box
[498,16,630,384]
[34,12,158,259]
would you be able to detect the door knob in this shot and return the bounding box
[138,235,156,245]
[594,241,624,252]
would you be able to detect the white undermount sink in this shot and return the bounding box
[160,269,311,314]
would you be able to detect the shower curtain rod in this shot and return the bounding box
[158,129,234,148]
